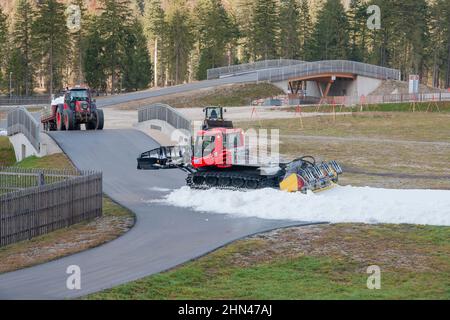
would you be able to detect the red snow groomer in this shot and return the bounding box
[137,107,343,193]
[41,86,104,131]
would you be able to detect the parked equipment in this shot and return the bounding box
[137,106,343,193]
[41,86,104,131]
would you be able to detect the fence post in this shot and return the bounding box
[38,172,45,186]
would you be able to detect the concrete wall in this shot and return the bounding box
[8,132,62,162]
[356,76,382,96]
[271,80,290,93]
[135,119,190,146]
[274,75,382,98]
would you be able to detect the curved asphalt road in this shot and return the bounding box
[96,73,257,107]
[0,129,310,299]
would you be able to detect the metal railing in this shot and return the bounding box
[258,92,450,107]
[333,92,450,106]
[0,167,102,247]
[138,103,192,132]
[256,60,401,83]
[7,107,40,152]
[207,59,305,80]
[0,96,50,106]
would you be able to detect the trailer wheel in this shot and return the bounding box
[64,109,76,130]
[56,111,65,131]
[95,109,104,130]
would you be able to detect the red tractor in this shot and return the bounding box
[137,107,343,194]
[41,87,104,131]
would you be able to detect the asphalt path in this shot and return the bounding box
[0,129,311,299]
[96,73,257,107]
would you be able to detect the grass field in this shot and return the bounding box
[88,224,450,300]
[117,83,285,110]
[88,110,450,300]
[293,101,450,114]
[240,112,450,189]
[0,137,16,167]
[0,144,134,274]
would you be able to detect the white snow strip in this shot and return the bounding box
[149,187,172,192]
[157,186,450,226]
[51,96,64,105]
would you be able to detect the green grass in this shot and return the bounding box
[0,137,16,167]
[191,83,284,107]
[356,101,450,113]
[15,154,74,169]
[134,83,284,109]
[87,224,450,300]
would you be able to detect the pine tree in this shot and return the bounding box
[347,0,367,62]
[69,0,88,85]
[194,0,238,79]
[368,0,430,80]
[97,0,133,94]
[165,0,194,85]
[279,0,301,59]
[33,0,70,96]
[298,0,313,61]
[122,19,152,90]
[429,0,450,88]
[83,16,107,92]
[10,0,35,96]
[0,7,8,93]
[235,0,254,62]
[310,0,350,60]
[144,0,166,86]
[251,0,279,60]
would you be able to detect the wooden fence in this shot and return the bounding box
[0,167,102,247]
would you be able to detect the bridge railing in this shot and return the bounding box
[0,96,50,106]
[138,103,192,132]
[207,59,305,80]
[7,107,40,152]
[256,60,401,82]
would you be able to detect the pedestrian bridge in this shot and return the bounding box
[207,59,401,100]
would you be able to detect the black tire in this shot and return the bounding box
[49,121,57,131]
[205,176,218,187]
[63,109,76,131]
[85,121,96,130]
[245,179,259,189]
[218,177,231,187]
[192,175,205,186]
[95,109,104,130]
[231,177,245,188]
[56,111,65,131]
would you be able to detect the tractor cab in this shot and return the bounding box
[202,106,233,130]
[64,87,95,114]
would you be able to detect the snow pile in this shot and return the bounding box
[158,186,450,226]
[51,96,64,105]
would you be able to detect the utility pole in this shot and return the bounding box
[9,72,12,98]
[49,39,53,98]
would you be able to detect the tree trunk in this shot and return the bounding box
[446,41,450,88]
[154,38,158,87]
